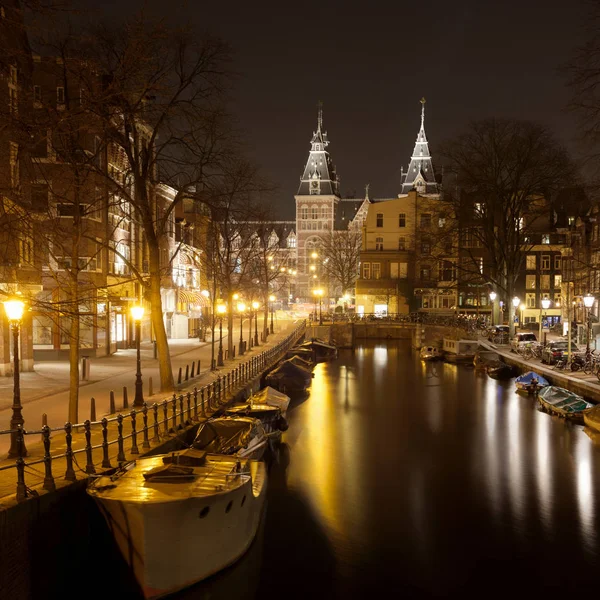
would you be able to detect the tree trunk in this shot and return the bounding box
[149,247,174,391]
[68,306,80,425]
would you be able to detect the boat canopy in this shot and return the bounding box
[193,417,260,454]
[268,360,313,384]
[515,371,549,387]
[249,386,290,414]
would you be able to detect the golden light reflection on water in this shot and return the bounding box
[535,411,553,534]
[575,434,596,548]
[507,393,526,528]
[483,377,501,518]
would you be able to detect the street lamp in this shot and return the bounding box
[584,294,595,356]
[4,296,26,458]
[216,303,226,367]
[541,297,551,347]
[343,293,350,313]
[269,295,275,334]
[252,301,260,346]
[237,302,246,356]
[489,291,497,326]
[512,296,520,332]
[131,305,144,407]
[314,289,324,325]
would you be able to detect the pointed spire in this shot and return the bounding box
[365,183,370,201]
[401,98,438,195]
[317,100,323,133]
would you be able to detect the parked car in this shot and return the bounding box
[541,341,581,365]
[510,332,538,352]
[487,325,510,343]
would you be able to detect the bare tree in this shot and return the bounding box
[440,118,576,333]
[320,229,361,299]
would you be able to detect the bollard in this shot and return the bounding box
[148,377,153,398]
[179,394,185,427]
[116,414,126,463]
[186,392,192,423]
[42,425,56,491]
[142,403,150,449]
[193,388,199,421]
[232,346,235,359]
[109,390,116,414]
[227,373,231,394]
[130,410,139,455]
[84,420,95,474]
[152,403,160,443]
[177,367,182,385]
[123,386,129,409]
[90,397,97,422]
[185,364,189,381]
[41,413,47,442]
[197,360,201,374]
[191,361,195,378]
[15,426,26,501]
[101,418,112,469]
[64,422,76,481]
[201,387,206,417]
[172,393,177,430]
[163,401,169,435]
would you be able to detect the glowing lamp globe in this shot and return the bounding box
[252,301,260,310]
[237,302,246,313]
[489,291,497,302]
[512,297,520,308]
[4,298,24,321]
[541,298,552,310]
[584,295,595,309]
[269,295,276,302]
[217,304,227,315]
[131,305,144,321]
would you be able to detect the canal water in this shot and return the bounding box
[158,341,598,598]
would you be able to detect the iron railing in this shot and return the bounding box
[0,320,306,502]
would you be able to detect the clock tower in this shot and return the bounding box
[294,104,340,299]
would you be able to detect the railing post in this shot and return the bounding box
[227,372,231,394]
[42,425,56,492]
[116,414,126,463]
[101,418,112,469]
[64,422,76,481]
[152,403,160,443]
[201,387,206,417]
[193,388,199,421]
[142,403,150,449]
[179,394,185,427]
[15,426,26,501]
[172,393,177,430]
[186,391,192,423]
[123,386,128,409]
[130,410,139,455]
[84,420,95,474]
[163,400,169,435]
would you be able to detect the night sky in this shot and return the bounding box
[77,0,586,217]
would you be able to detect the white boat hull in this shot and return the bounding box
[91,461,267,599]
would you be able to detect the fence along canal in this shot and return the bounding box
[0,321,306,502]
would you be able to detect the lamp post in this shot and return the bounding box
[489,291,497,326]
[131,305,144,407]
[584,294,595,357]
[520,303,526,331]
[541,297,551,347]
[314,289,324,325]
[217,303,226,367]
[5,297,26,458]
[512,296,520,334]
[252,301,260,346]
[237,302,245,356]
[269,295,275,334]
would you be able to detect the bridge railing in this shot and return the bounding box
[0,320,306,502]
[329,312,486,332]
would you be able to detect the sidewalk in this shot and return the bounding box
[0,318,295,455]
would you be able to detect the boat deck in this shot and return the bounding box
[88,454,249,503]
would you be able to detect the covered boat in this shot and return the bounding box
[486,360,517,380]
[515,371,549,394]
[537,386,594,424]
[192,417,268,459]
[297,339,338,362]
[224,403,288,437]
[248,386,291,417]
[285,347,314,363]
[265,359,313,393]
[287,355,315,372]
[473,350,500,370]
[420,346,442,361]
[87,450,267,599]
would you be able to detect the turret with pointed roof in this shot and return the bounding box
[297,104,340,197]
[401,98,438,195]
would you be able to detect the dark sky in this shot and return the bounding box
[78,0,587,218]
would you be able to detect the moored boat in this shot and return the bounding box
[297,339,338,362]
[192,416,269,459]
[87,450,267,599]
[265,359,313,393]
[443,339,479,364]
[287,354,315,371]
[419,346,442,361]
[248,385,291,417]
[473,350,500,370]
[486,360,517,380]
[537,386,593,424]
[224,404,288,440]
[515,371,549,394]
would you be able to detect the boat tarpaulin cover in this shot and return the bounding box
[268,360,312,384]
[516,371,549,387]
[193,418,257,454]
[250,386,290,414]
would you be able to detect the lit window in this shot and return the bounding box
[375,237,383,251]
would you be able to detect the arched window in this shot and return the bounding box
[311,207,318,220]
[321,206,327,219]
[301,206,308,219]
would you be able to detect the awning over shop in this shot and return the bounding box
[177,289,210,307]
